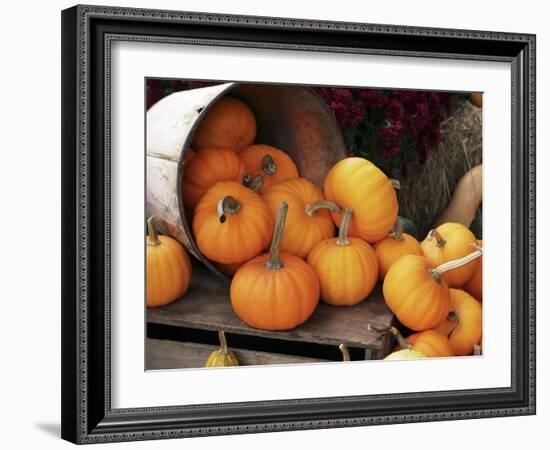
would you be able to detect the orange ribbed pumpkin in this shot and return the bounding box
[373,219,423,280]
[191,96,257,152]
[239,145,299,193]
[182,147,245,212]
[383,255,451,331]
[193,181,273,264]
[399,330,455,358]
[435,289,482,356]
[146,217,192,307]
[261,178,336,259]
[230,202,320,330]
[421,222,478,287]
[308,208,378,306]
[463,240,483,300]
[383,249,482,332]
[324,157,398,243]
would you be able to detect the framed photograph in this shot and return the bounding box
[61,4,536,444]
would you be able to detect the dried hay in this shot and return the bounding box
[398,100,482,238]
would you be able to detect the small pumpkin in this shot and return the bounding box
[146,217,192,307]
[262,178,337,259]
[421,222,478,287]
[395,331,454,358]
[193,181,273,264]
[373,219,423,281]
[182,147,245,212]
[191,96,257,152]
[463,240,483,301]
[307,208,378,306]
[370,325,453,358]
[435,289,482,356]
[239,145,299,193]
[383,248,482,331]
[204,331,239,367]
[230,201,320,331]
[324,157,398,243]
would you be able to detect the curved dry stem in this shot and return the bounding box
[367,324,412,350]
[427,229,447,247]
[261,154,277,176]
[336,208,353,246]
[218,330,228,354]
[147,216,161,246]
[304,200,340,217]
[266,201,288,270]
[339,344,350,362]
[431,249,483,282]
[217,196,242,223]
[390,218,404,241]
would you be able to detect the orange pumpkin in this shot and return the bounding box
[463,240,483,300]
[261,178,337,258]
[421,222,478,287]
[324,157,398,243]
[397,330,455,358]
[146,217,192,307]
[239,145,299,193]
[383,248,482,331]
[435,289,482,356]
[182,147,245,212]
[373,219,423,280]
[191,96,257,152]
[230,202,320,330]
[193,181,273,264]
[307,208,378,306]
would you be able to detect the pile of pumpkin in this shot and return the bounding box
[146,95,483,364]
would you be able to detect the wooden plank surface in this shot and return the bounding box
[147,338,329,369]
[147,260,394,349]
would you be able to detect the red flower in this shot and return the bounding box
[380,144,401,158]
[386,100,405,121]
[378,120,404,143]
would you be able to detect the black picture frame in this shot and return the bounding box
[61,4,536,444]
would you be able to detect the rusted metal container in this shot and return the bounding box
[146,82,347,276]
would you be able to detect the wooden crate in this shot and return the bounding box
[147,261,395,368]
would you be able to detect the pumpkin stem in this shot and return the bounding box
[242,173,264,193]
[242,172,252,186]
[218,330,228,354]
[390,178,401,190]
[367,324,412,351]
[336,208,353,246]
[446,310,460,339]
[146,216,161,246]
[427,229,447,247]
[339,344,350,362]
[473,344,482,356]
[266,201,288,270]
[261,154,277,176]
[217,196,242,223]
[304,200,341,217]
[250,175,264,193]
[390,218,404,241]
[431,248,483,282]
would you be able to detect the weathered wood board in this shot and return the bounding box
[147,338,329,370]
[147,261,395,363]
